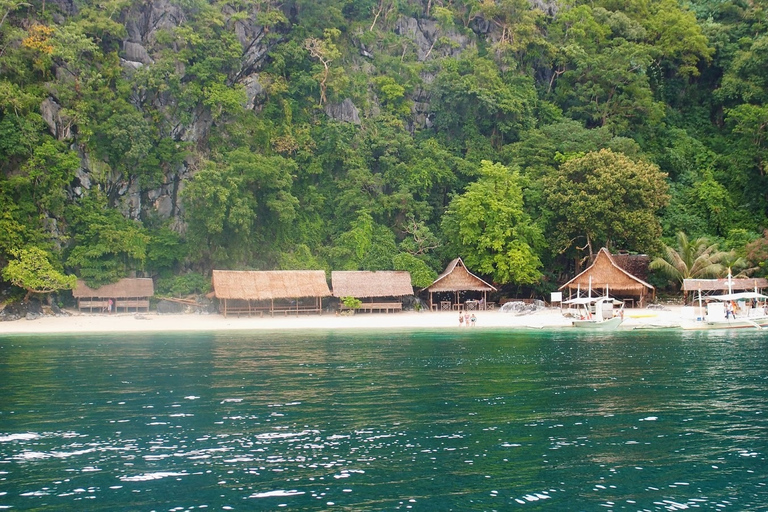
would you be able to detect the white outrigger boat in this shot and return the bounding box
[563,296,625,330]
[682,291,768,330]
[682,270,768,330]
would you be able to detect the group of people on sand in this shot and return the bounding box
[459,312,477,327]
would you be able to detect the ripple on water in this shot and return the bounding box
[0,329,766,510]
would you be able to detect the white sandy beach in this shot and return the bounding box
[0,306,685,334]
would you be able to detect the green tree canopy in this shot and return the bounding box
[442,160,543,285]
[545,148,669,257]
[65,195,150,286]
[3,246,76,299]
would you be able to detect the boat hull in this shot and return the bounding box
[681,316,768,330]
[572,317,623,330]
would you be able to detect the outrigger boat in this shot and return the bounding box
[682,291,768,330]
[563,296,625,330]
[683,270,768,330]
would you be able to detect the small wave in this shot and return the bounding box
[120,471,188,482]
[514,492,552,504]
[255,430,319,440]
[249,490,305,499]
[184,396,200,400]
[13,451,50,461]
[0,433,39,442]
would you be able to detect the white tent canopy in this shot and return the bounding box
[708,292,768,301]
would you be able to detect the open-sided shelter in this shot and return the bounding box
[683,277,768,302]
[423,258,497,310]
[331,271,413,313]
[73,278,154,312]
[559,248,654,307]
[212,270,331,317]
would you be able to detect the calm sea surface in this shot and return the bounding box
[0,327,766,511]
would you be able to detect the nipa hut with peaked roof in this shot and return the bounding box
[559,248,654,307]
[212,270,331,317]
[331,271,413,313]
[73,278,154,312]
[423,258,497,311]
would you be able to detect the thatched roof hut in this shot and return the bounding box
[212,270,330,300]
[683,277,768,293]
[559,248,654,306]
[73,278,154,312]
[212,270,331,317]
[423,258,496,309]
[73,278,154,298]
[331,271,413,298]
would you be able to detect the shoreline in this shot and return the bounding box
[0,306,685,335]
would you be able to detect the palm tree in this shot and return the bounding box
[650,232,731,300]
[719,251,751,277]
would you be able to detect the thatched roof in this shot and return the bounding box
[603,253,650,281]
[423,258,497,293]
[73,278,154,298]
[212,270,331,300]
[559,248,653,294]
[683,277,768,292]
[331,271,413,298]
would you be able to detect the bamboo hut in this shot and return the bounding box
[331,271,413,313]
[73,278,154,312]
[212,270,331,317]
[423,258,497,311]
[559,248,654,307]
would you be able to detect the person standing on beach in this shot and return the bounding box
[459,313,464,326]
[470,314,476,326]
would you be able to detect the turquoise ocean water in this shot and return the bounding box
[0,327,766,510]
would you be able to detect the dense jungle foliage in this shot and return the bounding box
[1,0,767,299]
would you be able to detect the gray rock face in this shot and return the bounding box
[40,97,71,140]
[157,299,185,314]
[123,41,153,64]
[48,0,77,16]
[120,59,144,72]
[242,74,265,110]
[395,17,472,61]
[230,11,270,77]
[530,0,559,16]
[123,0,186,44]
[154,195,175,218]
[325,98,361,124]
[0,300,43,322]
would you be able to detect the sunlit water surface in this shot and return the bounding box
[0,327,766,510]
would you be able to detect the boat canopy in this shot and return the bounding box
[708,292,768,301]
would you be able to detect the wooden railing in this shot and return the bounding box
[78,300,108,311]
[115,299,150,312]
[222,302,323,317]
[78,299,150,312]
